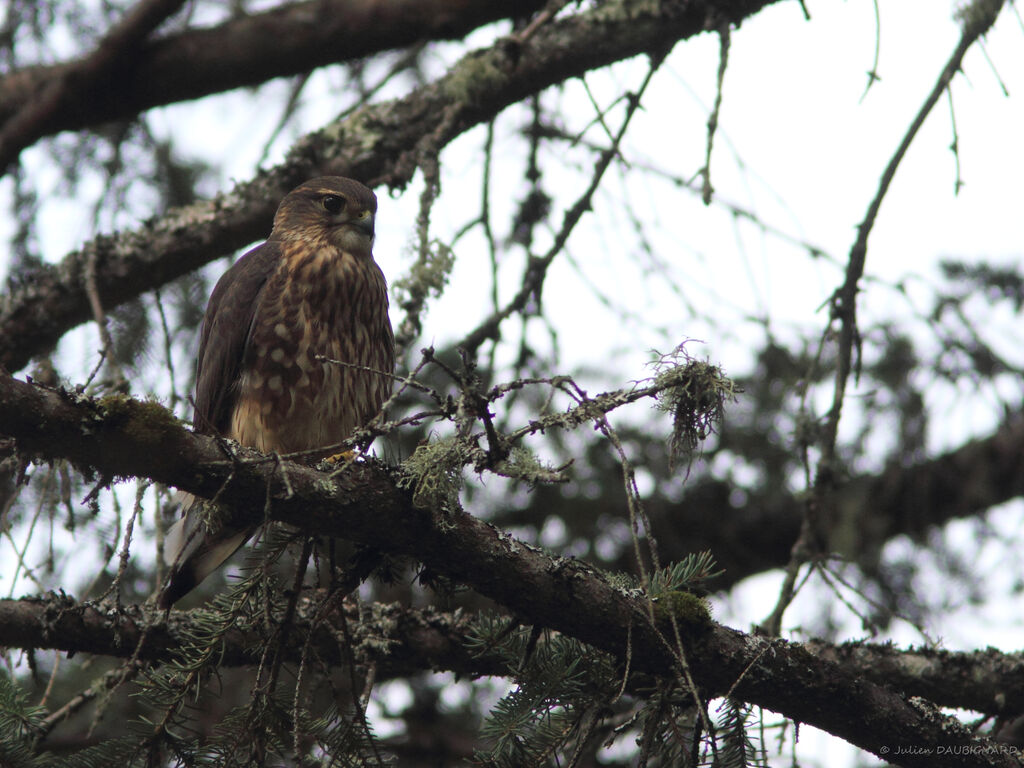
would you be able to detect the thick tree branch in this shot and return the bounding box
[804,639,1024,717]
[0,372,1016,767]
[0,0,190,170]
[0,595,499,680]
[5,593,1024,719]
[0,0,781,373]
[0,0,543,149]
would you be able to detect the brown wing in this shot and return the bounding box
[160,243,280,608]
[193,241,281,436]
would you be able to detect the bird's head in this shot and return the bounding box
[271,177,378,257]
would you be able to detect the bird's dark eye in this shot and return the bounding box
[321,195,345,214]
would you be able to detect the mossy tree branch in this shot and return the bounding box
[0,594,499,679]
[0,0,546,150]
[0,0,782,373]
[0,370,1016,767]
[3,594,1024,718]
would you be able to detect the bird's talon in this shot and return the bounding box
[325,450,357,464]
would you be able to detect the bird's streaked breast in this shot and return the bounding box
[229,243,394,455]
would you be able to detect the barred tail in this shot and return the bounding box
[158,495,255,608]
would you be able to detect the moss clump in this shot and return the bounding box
[649,347,739,469]
[442,50,507,105]
[652,590,712,626]
[98,394,181,445]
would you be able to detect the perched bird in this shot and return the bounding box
[159,177,394,608]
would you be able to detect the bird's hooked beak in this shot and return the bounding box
[351,208,375,238]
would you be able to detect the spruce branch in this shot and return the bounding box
[0,373,1019,765]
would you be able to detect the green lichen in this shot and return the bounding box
[318,104,382,156]
[493,446,566,485]
[650,347,738,469]
[397,436,465,515]
[781,640,816,667]
[442,50,507,105]
[393,240,455,315]
[590,0,661,23]
[313,478,338,495]
[652,590,712,626]
[98,394,181,445]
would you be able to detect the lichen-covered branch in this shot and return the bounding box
[4,593,1023,718]
[0,0,544,148]
[804,639,1024,716]
[0,594,500,679]
[0,0,189,170]
[0,0,782,373]
[0,371,1016,766]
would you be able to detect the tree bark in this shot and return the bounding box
[0,595,499,679]
[0,0,781,373]
[0,0,544,145]
[3,594,1023,716]
[0,371,1016,767]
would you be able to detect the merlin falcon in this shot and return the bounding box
[159,177,395,608]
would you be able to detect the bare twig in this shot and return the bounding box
[83,247,128,390]
[510,0,570,46]
[946,86,964,195]
[457,54,666,355]
[38,660,146,738]
[701,24,730,205]
[823,0,1004,465]
[859,0,882,102]
[760,0,1006,637]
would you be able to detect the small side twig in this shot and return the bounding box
[456,54,665,356]
[762,0,1006,637]
[701,24,730,205]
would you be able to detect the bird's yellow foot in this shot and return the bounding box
[324,450,357,465]
[321,450,359,476]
